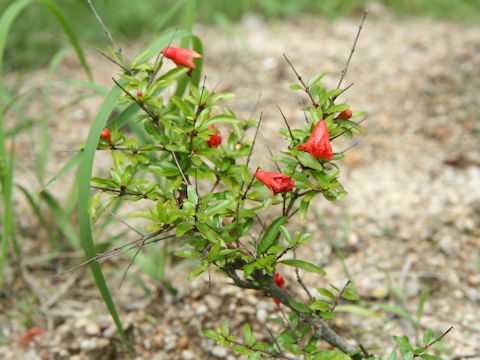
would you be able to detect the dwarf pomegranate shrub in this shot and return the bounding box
[83,26,448,360]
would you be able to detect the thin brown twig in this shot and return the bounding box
[415,326,453,358]
[283,54,318,108]
[276,105,294,141]
[91,185,157,200]
[101,203,142,235]
[170,150,190,185]
[330,117,367,141]
[87,0,131,74]
[332,82,355,102]
[246,112,263,169]
[294,249,313,300]
[336,9,368,90]
[53,230,172,277]
[96,49,130,73]
[112,78,158,122]
[330,280,351,313]
[340,140,360,154]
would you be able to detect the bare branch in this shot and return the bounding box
[293,249,313,300]
[87,0,131,74]
[336,9,368,89]
[283,54,318,108]
[330,280,350,313]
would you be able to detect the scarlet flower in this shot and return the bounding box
[255,171,294,198]
[206,124,221,147]
[20,328,41,346]
[338,109,352,119]
[100,128,111,143]
[273,273,285,306]
[161,47,202,69]
[137,91,143,97]
[297,119,333,161]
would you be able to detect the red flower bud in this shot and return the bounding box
[274,273,285,289]
[161,47,202,69]
[273,273,285,306]
[137,91,143,97]
[338,109,352,119]
[100,128,111,143]
[255,171,294,198]
[207,124,221,148]
[20,328,41,346]
[297,119,333,161]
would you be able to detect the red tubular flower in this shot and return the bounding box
[297,119,333,161]
[20,328,41,346]
[254,171,294,198]
[161,47,202,69]
[274,273,285,288]
[206,125,221,147]
[100,128,111,143]
[338,109,352,119]
[273,273,285,306]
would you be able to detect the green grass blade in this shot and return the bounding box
[78,81,133,356]
[59,78,109,97]
[0,134,15,288]
[152,0,186,33]
[41,150,83,191]
[0,0,34,289]
[34,0,92,80]
[16,184,50,229]
[40,190,80,251]
[38,47,71,183]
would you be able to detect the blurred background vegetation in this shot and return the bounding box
[3,0,480,72]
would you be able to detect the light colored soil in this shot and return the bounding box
[2,6,480,360]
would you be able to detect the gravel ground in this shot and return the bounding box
[2,5,480,360]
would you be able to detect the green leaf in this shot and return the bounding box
[196,221,221,242]
[243,324,256,347]
[403,352,414,360]
[219,323,229,337]
[313,350,350,360]
[257,216,288,254]
[393,336,414,352]
[208,240,221,262]
[296,150,324,170]
[308,72,326,86]
[176,222,194,237]
[388,351,398,360]
[310,300,331,311]
[188,267,204,280]
[203,329,221,340]
[187,185,198,204]
[276,330,297,344]
[175,249,201,258]
[317,288,336,300]
[288,300,312,313]
[420,355,444,360]
[422,329,432,345]
[326,103,349,114]
[290,84,303,90]
[244,262,255,277]
[318,311,334,319]
[279,259,326,276]
[279,225,292,244]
